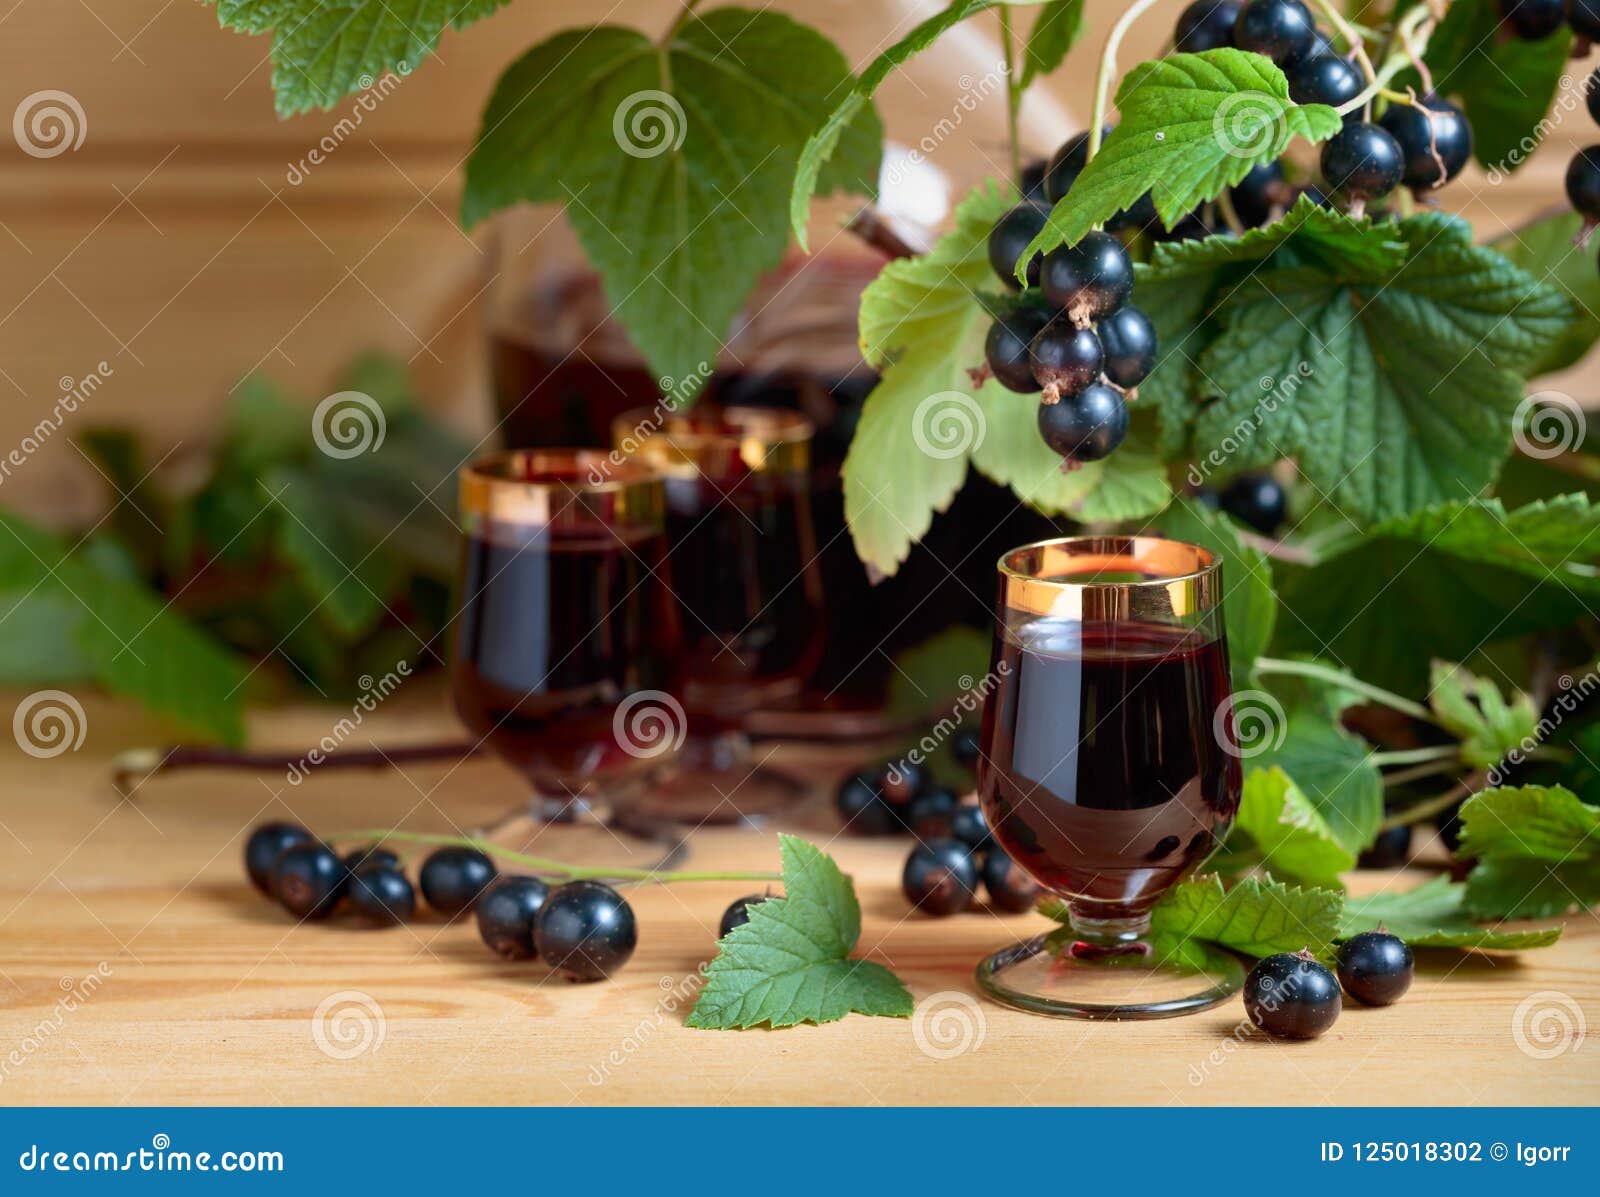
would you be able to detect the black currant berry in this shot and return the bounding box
[1219,473,1287,534]
[1589,68,1600,125]
[1378,97,1472,190]
[1175,0,1243,52]
[475,876,551,960]
[1228,160,1286,228]
[1286,54,1363,109]
[1042,129,1100,203]
[880,759,929,807]
[1572,0,1600,40]
[901,839,979,916]
[948,803,993,852]
[952,726,982,771]
[1232,0,1317,64]
[342,845,401,875]
[1106,190,1160,234]
[988,201,1050,289]
[245,821,311,895]
[1097,305,1158,389]
[273,842,346,920]
[1566,146,1600,219]
[1038,383,1129,462]
[1019,158,1048,201]
[982,848,1042,913]
[348,866,416,926]
[719,893,771,937]
[1029,321,1104,402]
[835,770,898,835]
[1150,206,1217,243]
[1039,231,1134,322]
[1357,823,1412,869]
[533,881,638,982]
[905,786,959,838]
[1243,950,1342,1039]
[1320,121,1405,202]
[1496,0,1564,39]
[1336,931,1414,1007]
[985,307,1050,394]
[418,846,498,918]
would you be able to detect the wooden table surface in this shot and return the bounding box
[0,688,1595,1107]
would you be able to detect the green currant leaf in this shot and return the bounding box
[1151,499,1274,685]
[1233,766,1356,889]
[1191,212,1571,523]
[207,0,513,116]
[1419,0,1574,173]
[686,835,913,1029]
[1460,785,1600,919]
[1019,49,1340,271]
[1428,661,1540,772]
[1145,873,1342,960]
[1020,0,1086,89]
[1339,875,1562,950]
[1493,210,1600,376]
[1275,495,1600,693]
[463,11,881,400]
[1254,678,1383,856]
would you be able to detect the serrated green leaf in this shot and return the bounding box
[1459,785,1600,919]
[1152,499,1274,683]
[1256,692,1383,855]
[687,835,913,1029]
[1144,194,1408,281]
[1493,209,1600,375]
[1234,766,1356,888]
[1020,0,1085,89]
[1339,875,1562,950]
[1191,213,1571,523]
[1146,872,1342,959]
[266,467,400,641]
[209,0,513,116]
[1275,495,1600,692]
[1021,49,1340,269]
[464,11,881,399]
[1419,0,1573,172]
[1428,661,1539,771]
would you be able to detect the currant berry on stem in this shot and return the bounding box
[1175,0,1243,53]
[1037,384,1129,463]
[1320,121,1405,209]
[1379,97,1473,191]
[1495,0,1565,40]
[1566,147,1600,226]
[985,308,1049,395]
[1039,231,1134,324]
[1029,320,1104,404]
[1097,305,1158,389]
[988,201,1049,289]
[1232,0,1318,65]
[1286,54,1363,109]
[1228,161,1286,228]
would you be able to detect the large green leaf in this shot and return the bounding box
[1460,785,1600,919]
[464,11,881,397]
[1191,213,1571,523]
[1021,49,1340,266]
[1233,766,1356,887]
[1428,661,1539,772]
[1340,875,1562,950]
[1146,873,1342,959]
[209,0,513,115]
[1493,209,1600,376]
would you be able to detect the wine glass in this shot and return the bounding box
[974,535,1245,1019]
[611,404,824,822]
[449,450,685,838]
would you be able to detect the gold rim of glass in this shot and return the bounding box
[459,449,663,529]
[998,535,1221,621]
[611,405,812,477]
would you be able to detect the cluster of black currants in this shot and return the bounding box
[1497,0,1597,44]
[1244,932,1414,1039]
[243,822,637,982]
[900,811,1042,919]
[833,730,978,838]
[1560,7,1600,267]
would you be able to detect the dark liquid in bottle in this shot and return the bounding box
[451,524,680,789]
[978,620,1240,919]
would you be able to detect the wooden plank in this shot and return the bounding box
[0,688,1593,1105]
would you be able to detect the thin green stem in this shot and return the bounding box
[1380,758,1460,789]
[1088,0,1163,163]
[999,6,1022,183]
[1379,772,1484,832]
[1253,657,1435,722]
[327,829,781,885]
[1310,0,1378,83]
[1369,745,1458,768]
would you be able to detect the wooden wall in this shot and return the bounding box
[0,1,1584,523]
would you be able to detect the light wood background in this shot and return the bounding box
[0,1,1592,526]
[0,686,1594,1106]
